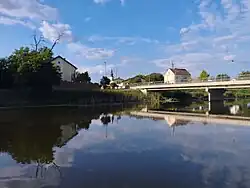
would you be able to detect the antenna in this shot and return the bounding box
[171,60,174,69]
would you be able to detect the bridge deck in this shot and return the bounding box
[131,79,250,90]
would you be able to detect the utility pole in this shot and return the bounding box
[104,61,107,76]
[115,67,118,79]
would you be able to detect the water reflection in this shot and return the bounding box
[1,103,250,188]
[155,99,250,116]
[0,105,139,188]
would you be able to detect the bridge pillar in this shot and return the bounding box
[206,88,225,102]
[206,88,228,114]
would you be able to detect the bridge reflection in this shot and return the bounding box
[129,109,250,127]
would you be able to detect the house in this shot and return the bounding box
[56,124,78,148]
[164,116,190,127]
[164,68,191,84]
[51,56,77,82]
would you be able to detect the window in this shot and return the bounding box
[58,61,60,64]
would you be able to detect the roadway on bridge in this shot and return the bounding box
[131,79,250,91]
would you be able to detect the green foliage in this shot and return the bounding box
[238,71,250,80]
[74,71,91,83]
[110,82,118,89]
[145,73,164,82]
[100,115,111,125]
[100,76,111,88]
[226,89,250,98]
[113,77,124,84]
[199,70,210,81]
[0,46,61,91]
[125,74,145,83]
[0,58,14,88]
[216,74,230,81]
[125,73,163,84]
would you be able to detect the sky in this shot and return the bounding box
[0,0,250,81]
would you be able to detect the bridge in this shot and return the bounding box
[129,110,250,127]
[130,78,250,103]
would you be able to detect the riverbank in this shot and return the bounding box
[0,89,156,108]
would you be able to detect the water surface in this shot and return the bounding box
[0,103,250,188]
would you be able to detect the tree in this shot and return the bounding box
[125,73,163,84]
[110,82,118,89]
[125,74,145,83]
[100,76,111,88]
[74,71,91,83]
[8,46,61,90]
[199,70,209,81]
[216,74,230,81]
[145,73,164,82]
[238,71,250,80]
[0,58,14,88]
[32,32,45,52]
[100,114,111,125]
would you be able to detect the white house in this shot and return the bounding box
[164,68,191,84]
[51,56,77,82]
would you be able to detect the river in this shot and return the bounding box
[0,101,250,188]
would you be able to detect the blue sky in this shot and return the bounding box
[0,0,250,81]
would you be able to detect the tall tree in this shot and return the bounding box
[100,76,111,88]
[0,58,14,88]
[125,74,145,83]
[74,71,91,83]
[216,74,230,81]
[238,71,250,80]
[145,73,164,82]
[8,46,61,90]
[199,70,210,81]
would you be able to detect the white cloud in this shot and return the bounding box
[67,42,115,60]
[0,0,58,21]
[93,0,110,4]
[158,0,250,75]
[120,56,142,65]
[93,0,125,5]
[88,35,159,45]
[213,35,236,43]
[224,54,236,61]
[39,21,73,43]
[152,52,214,70]
[78,64,115,75]
[0,0,58,29]
[120,0,125,6]
[180,27,190,35]
[0,16,35,29]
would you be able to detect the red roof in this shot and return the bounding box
[169,68,190,75]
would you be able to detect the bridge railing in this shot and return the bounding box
[129,75,250,87]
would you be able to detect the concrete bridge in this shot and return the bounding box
[130,79,250,102]
[129,110,250,127]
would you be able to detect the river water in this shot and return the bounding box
[0,101,250,188]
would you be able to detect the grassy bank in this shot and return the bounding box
[0,88,155,108]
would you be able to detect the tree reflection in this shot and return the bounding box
[100,114,111,125]
[0,105,133,168]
